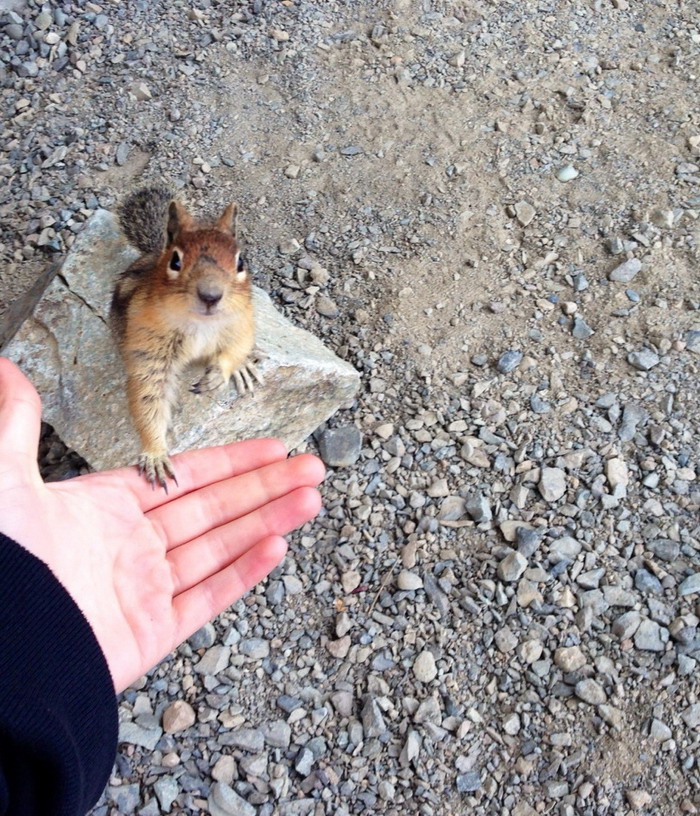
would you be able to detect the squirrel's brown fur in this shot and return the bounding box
[111,188,257,489]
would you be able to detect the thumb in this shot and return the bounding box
[0,358,42,480]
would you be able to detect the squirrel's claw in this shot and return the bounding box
[191,365,225,395]
[192,360,263,398]
[232,361,263,396]
[137,453,177,492]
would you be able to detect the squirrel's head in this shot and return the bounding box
[155,200,250,319]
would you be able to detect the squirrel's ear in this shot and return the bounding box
[166,201,193,245]
[216,203,238,235]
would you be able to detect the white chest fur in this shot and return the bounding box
[181,315,231,361]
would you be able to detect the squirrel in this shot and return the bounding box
[111,186,260,490]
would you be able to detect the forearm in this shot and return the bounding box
[0,533,117,816]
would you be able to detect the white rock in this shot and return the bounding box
[503,713,521,735]
[605,457,629,489]
[518,640,543,664]
[497,551,527,582]
[634,619,666,652]
[514,200,536,226]
[575,679,607,705]
[682,703,700,729]
[397,570,424,591]
[326,636,351,658]
[132,81,152,100]
[413,650,438,682]
[557,164,579,181]
[212,756,236,784]
[495,627,518,653]
[609,258,642,282]
[626,790,651,810]
[649,719,672,741]
[554,645,587,673]
[539,467,567,502]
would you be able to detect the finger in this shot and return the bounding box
[168,486,322,595]
[171,534,288,647]
[148,453,325,549]
[74,438,290,512]
[0,358,42,482]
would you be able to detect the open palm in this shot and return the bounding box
[0,358,324,692]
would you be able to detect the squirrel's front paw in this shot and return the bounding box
[232,360,263,396]
[137,452,178,491]
[191,365,225,395]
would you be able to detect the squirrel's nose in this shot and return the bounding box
[197,285,223,308]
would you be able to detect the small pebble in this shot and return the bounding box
[539,467,567,502]
[609,258,642,283]
[497,551,527,582]
[557,164,579,182]
[628,349,660,371]
[413,650,438,682]
[397,570,424,591]
[317,426,362,467]
[575,679,607,705]
[162,701,196,734]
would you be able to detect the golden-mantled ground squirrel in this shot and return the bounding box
[111,187,259,489]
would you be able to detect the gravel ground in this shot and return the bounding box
[2,1,700,814]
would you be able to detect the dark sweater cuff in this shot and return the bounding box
[0,532,118,816]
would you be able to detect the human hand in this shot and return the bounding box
[0,358,325,693]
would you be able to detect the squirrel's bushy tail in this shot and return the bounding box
[118,186,174,254]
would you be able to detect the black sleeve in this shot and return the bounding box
[0,532,118,816]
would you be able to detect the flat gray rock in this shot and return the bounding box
[679,574,700,596]
[362,695,387,738]
[539,467,567,502]
[634,619,667,652]
[194,645,230,676]
[208,782,256,816]
[686,329,700,353]
[497,551,527,582]
[609,258,642,282]
[5,209,360,471]
[628,349,660,371]
[316,425,362,467]
[118,721,163,751]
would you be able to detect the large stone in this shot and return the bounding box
[539,467,567,502]
[153,777,179,812]
[413,650,438,682]
[316,425,362,467]
[605,457,629,490]
[162,700,196,734]
[361,695,388,738]
[554,645,587,673]
[679,573,700,596]
[208,782,256,816]
[5,209,360,471]
[634,619,667,652]
[575,678,607,705]
[686,329,700,354]
[194,645,231,676]
[118,720,163,751]
[497,551,527,582]
[107,784,141,814]
[608,258,642,283]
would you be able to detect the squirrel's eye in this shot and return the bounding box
[169,251,182,272]
[237,255,245,272]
